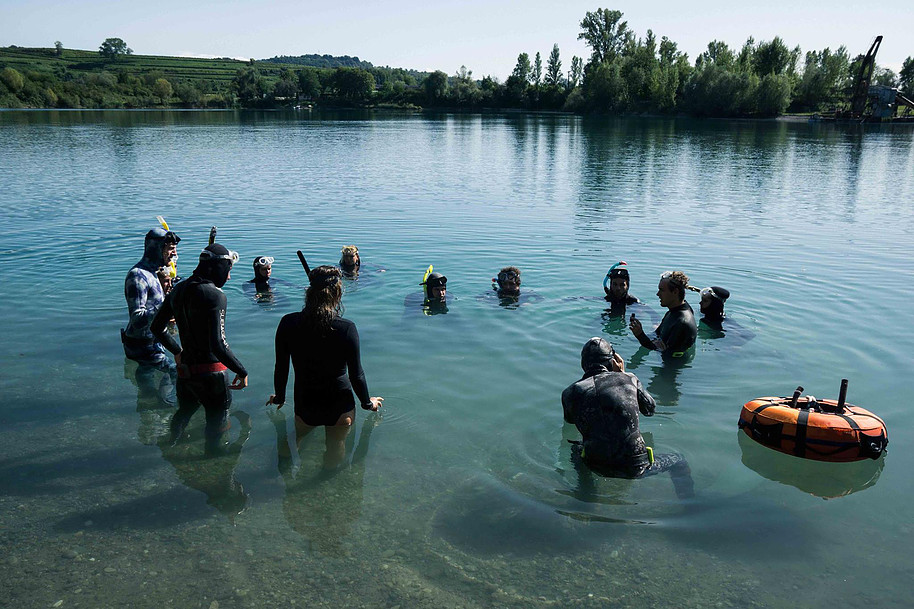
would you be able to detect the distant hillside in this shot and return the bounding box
[262,54,373,69]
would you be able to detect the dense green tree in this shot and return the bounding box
[900,57,914,97]
[98,38,132,60]
[578,8,631,65]
[0,67,24,93]
[512,53,531,83]
[756,73,791,116]
[568,56,583,89]
[795,46,849,111]
[753,37,797,76]
[273,78,299,101]
[545,44,562,87]
[695,40,735,70]
[451,65,481,106]
[423,70,448,104]
[329,67,375,101]
[298,68,322,99]
[232,68,268,106]
[174,82,201,106]
[54,41,63,57]
[533,52,543,86]
[152,78,172,105]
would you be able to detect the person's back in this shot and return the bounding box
[276,313,365,394]
[563,365,655,475]
[168,274,237,369]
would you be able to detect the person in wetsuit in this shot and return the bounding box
[339,245,360,276]
[250,255,275,291]
[698,285,730,329]
[421,270,448,314]
[562,337,693,497]
[629,270,697,358]
[151,243,248,454]
[494,266,522,297]
[267,265,383,468]
[122,227,180,370]
[603,261,638,312]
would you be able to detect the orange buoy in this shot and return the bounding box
[738,380,888,462]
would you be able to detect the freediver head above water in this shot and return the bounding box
[251,256,274,282]
[603,261,636,305]
[339,245,360,272]
[493,266,521,297]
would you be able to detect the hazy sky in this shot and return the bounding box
[2,1,911,77]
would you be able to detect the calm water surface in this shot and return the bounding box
[1,110,913,608]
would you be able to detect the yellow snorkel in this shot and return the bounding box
[421,264,433,286]
[156,216,178,279]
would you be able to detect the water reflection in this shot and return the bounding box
[156,410,252,521]
[272,409,380,555]
[738,432,884,499]
[627,348,692,407]
[124,359,176,446]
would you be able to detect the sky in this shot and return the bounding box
[2,1,911,77]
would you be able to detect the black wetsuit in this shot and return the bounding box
[637,302,697,357]
[562,366,656,475]
[152,273,247,445]
[273,313,371,426]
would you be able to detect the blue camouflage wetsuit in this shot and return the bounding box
[122,228,176,371]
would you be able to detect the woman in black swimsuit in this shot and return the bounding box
[267,266,382,467]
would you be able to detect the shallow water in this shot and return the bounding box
[1,109,913,608]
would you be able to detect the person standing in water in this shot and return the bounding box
[629,270,697,358]
[267,265,383,469]
[494,266,522,297]
[151,244,248,454]
[562,337,693,498]
[123,227,180,371]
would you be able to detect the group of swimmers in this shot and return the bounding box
[123,223,732,488]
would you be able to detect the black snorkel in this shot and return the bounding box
[297,250,312,279]
[208,226,217,246]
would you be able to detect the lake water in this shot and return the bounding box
[1,109,913,608]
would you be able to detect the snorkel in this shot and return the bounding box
[603,261,627,292]
[296,250,312,278]
[209,226,217,246]
[156,216,178,279]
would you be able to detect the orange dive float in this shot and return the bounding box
[739,380,888,462]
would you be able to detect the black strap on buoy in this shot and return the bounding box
[794,409,810,458]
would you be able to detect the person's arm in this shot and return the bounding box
[630,315,660,350]
[207,291,247,378]
[561,385,576,424]
[126,272,157,330]
[345,323,373,410]
[270,317,291,406]
[634,375,656,417]
[151,293,181,355]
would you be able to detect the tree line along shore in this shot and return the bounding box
[2,9,912,118]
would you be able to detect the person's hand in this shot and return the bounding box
[611,352,625,373]
[229,374,248,390]
[266,394,284,409]
[629,316,643,337]
[364,396,384,411]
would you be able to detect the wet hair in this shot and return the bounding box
[303,265,342,334]
[664,271,690,300]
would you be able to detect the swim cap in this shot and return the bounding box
[197,243,238,288]
[423,272,447,299]
[581,337,615,371]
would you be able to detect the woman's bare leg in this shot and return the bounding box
[323,410,354,469]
